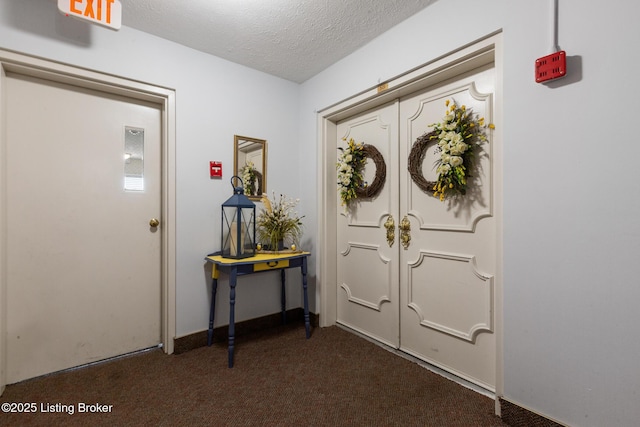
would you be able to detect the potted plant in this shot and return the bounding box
[257,192,304,252]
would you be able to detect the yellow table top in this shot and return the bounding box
[205,251,310,266]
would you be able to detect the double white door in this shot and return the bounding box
[336,66,498,390]
[4,71,163,383]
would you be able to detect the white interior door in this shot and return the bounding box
[399,67,497,390]
[335,101,400,348]
[336,65,498,391]
[5,72,162,383]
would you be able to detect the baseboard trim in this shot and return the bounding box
[173,308,318,354]
[499,398,566,427]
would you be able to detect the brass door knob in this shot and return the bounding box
[384,215,395,247]
[399,215,411,249]
[149,218,160,227]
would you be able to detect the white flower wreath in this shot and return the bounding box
[427,99,494,201]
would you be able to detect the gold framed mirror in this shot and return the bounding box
[234,135,267,200]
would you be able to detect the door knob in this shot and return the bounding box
[149,218,160,228]
[384,215,395,247]
[399,215,411,249]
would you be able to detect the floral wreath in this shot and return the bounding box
[240,160,259,196]
[337,138,386,208]
[408,99,494,201]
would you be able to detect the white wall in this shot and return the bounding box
[502,1,640,426]
[300,0,640,426]
[0,0,303,338]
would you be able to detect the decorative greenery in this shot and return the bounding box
[257,192,304,251]
[337,138,367,208]
[241,161,258,196]
[429,99,494,201]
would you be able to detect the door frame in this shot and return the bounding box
[316,33,504,408]
[0,49,177,393]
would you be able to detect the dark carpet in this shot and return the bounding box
[0,324,508,426]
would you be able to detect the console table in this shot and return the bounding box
[205,251,311,367]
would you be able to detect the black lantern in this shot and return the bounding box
[221,176,256,259]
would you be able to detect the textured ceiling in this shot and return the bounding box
[121,0,438,83]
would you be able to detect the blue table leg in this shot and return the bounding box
[228,266,237,368]
[302,257,311,339]
[207,274,218,346]
[281,269,287,324]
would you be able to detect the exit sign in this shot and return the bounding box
[58,0,122,30]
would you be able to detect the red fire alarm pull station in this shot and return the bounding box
[535,50,567,83]
[210,161,222,178]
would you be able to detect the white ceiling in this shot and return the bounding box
[121,0,439,83]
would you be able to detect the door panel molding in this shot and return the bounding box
[0,49,176,394]
[406,251,494,342]
[408,209,493,234]
[405,81,494,233]
[339,242,392,311]
[344,211,393,228]
[339,113,394,227]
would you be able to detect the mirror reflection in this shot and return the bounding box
[234,135,267,199]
